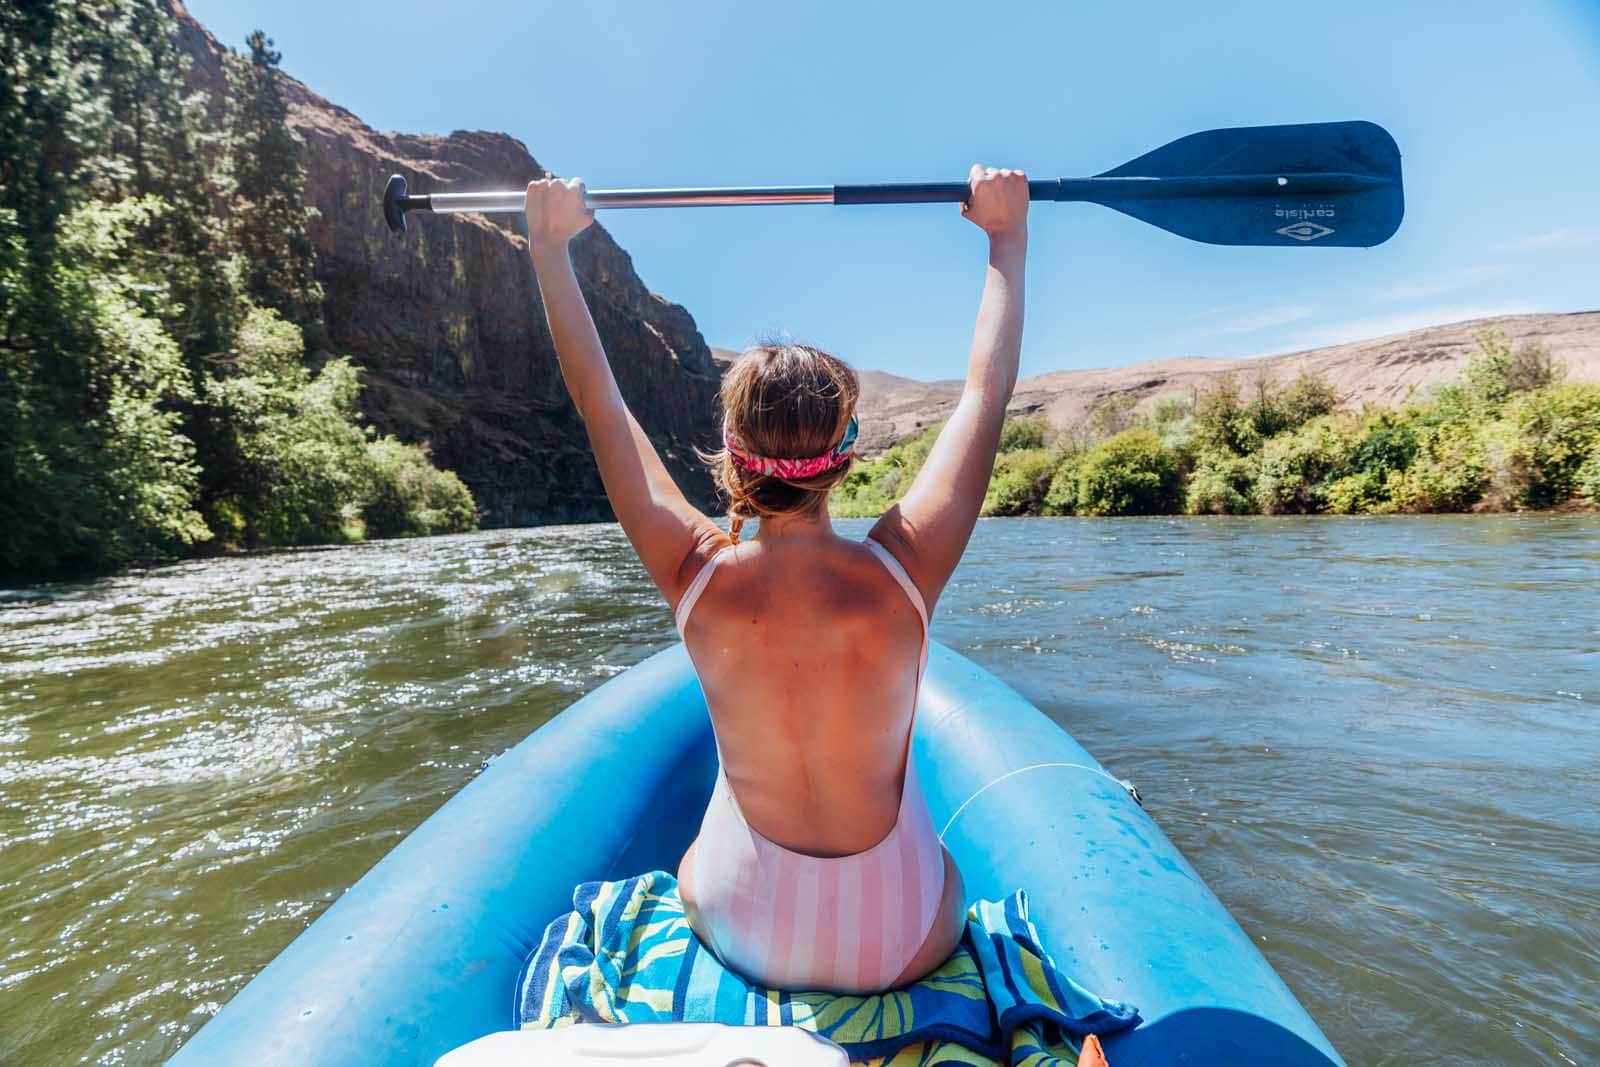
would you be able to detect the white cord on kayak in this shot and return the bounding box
[938,762,1141,842]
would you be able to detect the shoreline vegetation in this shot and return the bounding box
[833,333,1600,519]
[2,5,476,582]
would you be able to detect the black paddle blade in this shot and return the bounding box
[1088,120,1404,247]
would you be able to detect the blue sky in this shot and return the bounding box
[187,0,1600,381]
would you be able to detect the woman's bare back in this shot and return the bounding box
[679,531,925,856]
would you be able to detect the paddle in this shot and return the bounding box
[383,120,1403,247]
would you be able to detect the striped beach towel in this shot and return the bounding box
[515,871,1138,1066]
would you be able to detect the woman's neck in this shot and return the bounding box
[751,510,835,547]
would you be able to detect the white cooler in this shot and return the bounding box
[436,1023,850,1066]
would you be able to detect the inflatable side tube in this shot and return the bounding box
[916,644,1342,1066]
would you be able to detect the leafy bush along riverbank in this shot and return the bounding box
[832,334,1600,519]
[1,5,475,578]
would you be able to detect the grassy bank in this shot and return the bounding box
[833,332,1600,519]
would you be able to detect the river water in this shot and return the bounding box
[1,516,1595,1065]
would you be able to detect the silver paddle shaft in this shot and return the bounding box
[427,186,836,214]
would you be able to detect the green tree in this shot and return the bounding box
[982,448,1054,516]
[1070,429,1182,516]
[1,200,209,574]
[1,0,244,575]
[1435,330,1519,419]
[1239,368,1337,440]
[204,308,365,545]
[0,1,234,359]
[1147,394,1196,454]
[1323,414,1403,513]
[1184,448,1254,515]
[225,30,323,339]
[1042,451,1083,515]
[1250,415,1354,514]
[1387,419,1488,512]
[997,413,1048,452]
[1346,409,1418,480]
[204,308,477,545]
[1504,340,1564,394]
[362,437,478,538]
[1278,372,1339,428]
[1576,448,1600,508]
[1193,375,1256,455]
[1491,383,1600,508]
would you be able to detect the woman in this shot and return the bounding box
[525,164,1027,993]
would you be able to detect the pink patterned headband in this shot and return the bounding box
[724,414,859,480]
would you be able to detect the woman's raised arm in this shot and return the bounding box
[869,165,1029,612]
[525,178,723,605]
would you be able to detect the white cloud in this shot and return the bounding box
[1491,228,1600,253]
[1376,264,1501,303]
[1189,302,1241,320]
[1273,303,1540,353]
[1192,303,1319,339]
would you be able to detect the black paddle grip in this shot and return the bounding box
[832,182,969,205]
[832,179,1063,206]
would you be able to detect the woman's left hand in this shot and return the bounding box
[525,177,594,254]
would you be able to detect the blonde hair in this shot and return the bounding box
[706,343,860,542]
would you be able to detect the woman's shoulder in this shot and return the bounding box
[674,529,737,587]
[687,535,898,607]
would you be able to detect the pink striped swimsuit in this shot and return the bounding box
[673,537,946,994]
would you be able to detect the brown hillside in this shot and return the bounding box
[856,311,1600,454]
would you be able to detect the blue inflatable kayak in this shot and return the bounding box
[172,642,1343,1066]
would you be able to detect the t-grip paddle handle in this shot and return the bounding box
[383,174,433,233]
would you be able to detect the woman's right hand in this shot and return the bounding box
[961,164,1029,239]
[525,177,594,256]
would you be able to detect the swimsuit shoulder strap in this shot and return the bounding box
[674,543,735,633]
[863,537,932,808]
[863,537,929,674]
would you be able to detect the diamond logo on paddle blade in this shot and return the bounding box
[1276,221,1335,242]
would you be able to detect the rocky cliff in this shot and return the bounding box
[170,3,722,526]
[857,311,1600,454]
